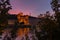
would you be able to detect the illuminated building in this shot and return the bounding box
[8,13,40,26]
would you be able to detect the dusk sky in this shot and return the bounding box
[9,0,53,17]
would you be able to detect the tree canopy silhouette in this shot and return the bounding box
[0,0,12,35]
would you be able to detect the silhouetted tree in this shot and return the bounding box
[36,12,58,40]
[0,0,12,39]
[0,0,12,29]
[51,0,60,40]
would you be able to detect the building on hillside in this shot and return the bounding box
[8,13,40,26]
[17,13,29,25]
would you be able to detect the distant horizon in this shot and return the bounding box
[9,0,53,17]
